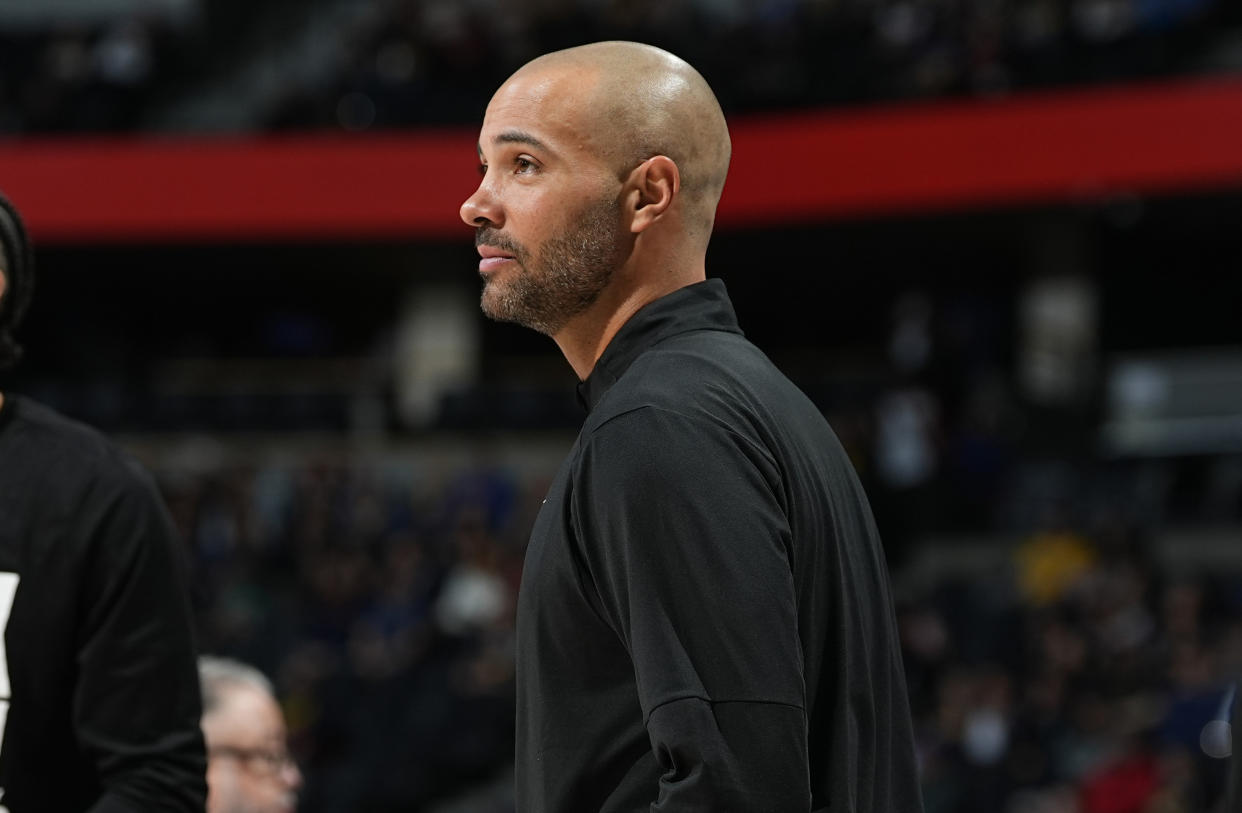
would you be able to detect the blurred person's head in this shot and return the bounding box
[460,40,731,377]
[0,190,34,373]
[200,656,301,813]
[1163,578,1203,640]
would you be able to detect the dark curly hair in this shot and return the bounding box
[0,190,33,371]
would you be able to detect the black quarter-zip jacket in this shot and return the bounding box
[516,279,924,812]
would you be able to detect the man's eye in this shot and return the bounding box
[515,157,537,174]
[477,163,488,177]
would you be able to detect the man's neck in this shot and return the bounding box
[554,295,650,381]
[554,266,706,380]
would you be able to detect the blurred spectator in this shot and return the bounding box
[1015,528,1096,607]
[200,656,303,813]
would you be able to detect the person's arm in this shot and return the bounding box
[574,407,811,812]
[75,457,207,812]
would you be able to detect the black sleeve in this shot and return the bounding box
[573,407,812,812]
[75,459,207,812]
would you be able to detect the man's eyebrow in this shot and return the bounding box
[493,130,550,151]
[476,130,552,160]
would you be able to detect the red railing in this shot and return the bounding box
[2,76,1240,243]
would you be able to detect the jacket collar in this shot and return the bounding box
[576,278,742,412]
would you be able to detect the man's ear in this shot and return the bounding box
[626,156,679,234]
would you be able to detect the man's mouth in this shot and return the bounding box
[477,245,517,273]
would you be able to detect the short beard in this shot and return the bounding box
[476,195,623,336]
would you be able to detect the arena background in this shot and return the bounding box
[2,0,1242,810]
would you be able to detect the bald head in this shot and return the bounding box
[505,41,731,240]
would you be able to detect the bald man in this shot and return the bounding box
[461,42,924,812]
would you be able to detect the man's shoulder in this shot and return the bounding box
[591,328,795,428]
[2,395,154,499]
[578,335,778,461]
[6,395,122,463]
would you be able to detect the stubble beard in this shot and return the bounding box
[476,196,623,337]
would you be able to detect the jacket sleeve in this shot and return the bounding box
[573,407,812,812]
[75,458,207,812]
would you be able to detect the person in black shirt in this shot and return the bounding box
[0,190,207,811]
[460,42,925,812]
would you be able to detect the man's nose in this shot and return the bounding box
[460,180,502,229]
[282,759,303,790]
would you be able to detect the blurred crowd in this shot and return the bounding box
[162,449,537,811]
[272,0,1234,131]
[0,0,1236,134]
[902,519,1242,813]
[0,15,170,132]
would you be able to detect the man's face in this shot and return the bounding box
[203,684,301,813]
[460,69,629,336]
